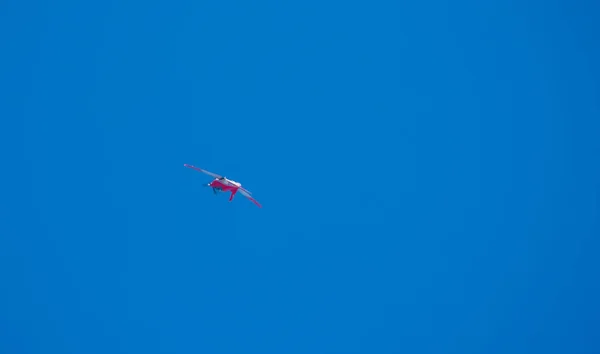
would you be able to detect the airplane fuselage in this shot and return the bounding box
[184,163,261,207]
[209,178,243,202]
[208,178,240,192]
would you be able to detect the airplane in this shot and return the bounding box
[184,164,262,208]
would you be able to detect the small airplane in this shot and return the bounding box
[184,164,262,208]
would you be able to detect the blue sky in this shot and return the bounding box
[1,1,599,353]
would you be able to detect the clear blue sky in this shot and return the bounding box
[1,1,599,353]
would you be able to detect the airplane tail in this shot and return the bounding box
[229,189,238,202]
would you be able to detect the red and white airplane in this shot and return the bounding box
[184,164,262,208]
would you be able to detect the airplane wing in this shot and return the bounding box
[184,164,222,179]
[239,189,262,208]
